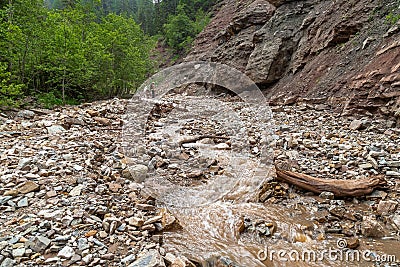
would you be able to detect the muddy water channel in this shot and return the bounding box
[124,91,400,267]
[164,202,400,267]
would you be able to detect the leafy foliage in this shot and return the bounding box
[37,92,64,108]
[164,5,195,52]
[0,0,154,106]
[386,12,400,24]
[164,3,211,52]
[48,0,214,51]
[37,91,79,108]
[0,62,24,106]
[0,0,213,107]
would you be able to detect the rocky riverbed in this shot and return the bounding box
[0,94,399,266]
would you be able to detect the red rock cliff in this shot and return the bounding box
[186,0,400,120]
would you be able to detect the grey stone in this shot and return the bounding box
[117,223,126,232]
[73,164,83,171]
[17,197,28,207]
[128,250,164,267]
[82,254,93,264]
[0,196,12,205]
[387,161,400,167]
[70,254,82,264]
[18,158,32,170]
[53,235,71,242]
[91,238,106,247]
[126,165,148,183]
[386,171,400,177]
[377,200,398,215]
[0,258,15,267]
[77,238,89,251]
[38,209,63,219]
[24,249,33,257]
[16,110,35,119]
[21,121,33,128]
[121,254,136,264]
[8,236,20,244]
[393,215,400,229]
[231,0,275,29]
[12,247,25,258]
[0,241,7,251]
[31,236,51,252]
[361,216,385,237]
[349,119,363,130]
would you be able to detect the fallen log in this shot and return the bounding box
[275,167,386,197]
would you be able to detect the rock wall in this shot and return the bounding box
[186,0,400,119]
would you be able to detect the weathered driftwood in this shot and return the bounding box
[275,167,386,197]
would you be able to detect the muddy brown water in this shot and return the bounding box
[162,201,400,267]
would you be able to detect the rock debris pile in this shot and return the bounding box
[0,99,177,267]
[0,96,399,266]
[264,103,400,244]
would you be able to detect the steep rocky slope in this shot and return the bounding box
[186,0,400,121]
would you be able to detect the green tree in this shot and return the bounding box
[96,13,154,96]
[164,4,195,52]
[163,3,210,53]
[0,0,155,106]
[135,0,155,35]
[0,62,23,106]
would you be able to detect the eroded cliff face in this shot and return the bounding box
[186,0,400,119]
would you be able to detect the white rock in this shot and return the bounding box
[57,246,75,259]
[69,185,85,196]
[82,254,93,264]
[73,165,84,171]
[386,171,400,177]
[18,158,32,169]
[17,110,35,119]
[46,125,66,134]
[38,209,63,219]
[0,258,15,267]
[214,143,230,150]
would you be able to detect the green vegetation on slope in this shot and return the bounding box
[0,0,155,107]
[45,0,215,51]
[164,4,210,53]
[0,0,213,108]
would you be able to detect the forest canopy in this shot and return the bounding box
[0,0,213,107]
